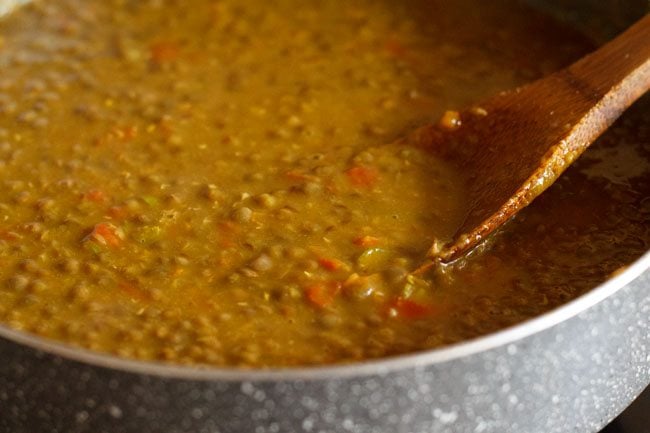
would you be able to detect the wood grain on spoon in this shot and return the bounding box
[411,14,650,269]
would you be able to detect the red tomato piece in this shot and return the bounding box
[84,189,107,204]
[86,223,122,247]
[353,235,381,247]
[305,282,342,308]
[318,257,345,271]
[390,298,436,320]
[150,41,180,65]
[346,166,379,188]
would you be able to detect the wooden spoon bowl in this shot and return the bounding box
[408,14,650,270]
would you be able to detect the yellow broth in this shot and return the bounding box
[0,0,648,367]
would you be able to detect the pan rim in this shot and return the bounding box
[0,250,648,382]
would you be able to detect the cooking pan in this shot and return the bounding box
[0,1,649,432]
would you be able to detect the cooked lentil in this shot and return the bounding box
[0,0,648,368]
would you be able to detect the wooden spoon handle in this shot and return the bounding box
[566,14,650,121]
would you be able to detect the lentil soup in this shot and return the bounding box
[0,0,648,367]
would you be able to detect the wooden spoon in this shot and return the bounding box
[411,14,650,271]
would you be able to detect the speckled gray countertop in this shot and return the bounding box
[602,386,650,433]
